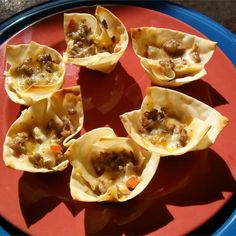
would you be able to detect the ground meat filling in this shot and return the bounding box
[46,116,76,139]
[46,116,77,146]
[67,19,116,58]
[163,39,184,56]
[37,53,56,73]
[92,150,136,177]
[67,20,91,43]
[28,153,55,169]
[140,109,188,149]
[28,150,66,169]
[159,59,176,78]
[47,119,63,135]
[9,114,76,169]
[173,125,188,147]
[159,59,175,70]
[28,149,66,169]
[13,52,60,90]
[60,116,76,138]
[143,38,202,80]
[9,132,29,156]
[15,57,34,77]
[141,109,166,132]
[67,20,96,58]
[37,53,52,64]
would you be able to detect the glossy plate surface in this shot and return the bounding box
[0,3,236,236]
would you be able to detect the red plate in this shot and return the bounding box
[0,5,235,235]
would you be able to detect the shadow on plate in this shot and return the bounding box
[18,166,83,227]
[176,79,228,107]
[18,148,235,234]
[78,62,143,136]
[151,79,229,107]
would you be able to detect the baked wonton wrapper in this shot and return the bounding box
[120,87,228,156]
[5,41,65,106]
[131,27,216,87]
[65,127,160,202]
[3,86,84,173]
[64,5,128,73]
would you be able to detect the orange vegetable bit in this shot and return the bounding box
[126,176,140,190]
[50,144,62,153]
[114,45,122,53]
[68,19,77,33]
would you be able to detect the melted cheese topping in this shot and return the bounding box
[10,53,61,91]
[140,110,188,150]
[66,19,116,58]
[144,39,202,80]
[78,150,142,197]
[9,121,68,169]
[93,151,137,195]
[96,162,138,196]
[27,127,60,167]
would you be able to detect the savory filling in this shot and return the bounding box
[11,52,61,90]
[139,108,188,150]
[190,44,201,63]
[90,150,141,195]
[143,37,201,78]
[66,19,118,58]
[163,39,184,56]
[9,113,76,169]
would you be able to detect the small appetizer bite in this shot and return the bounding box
[65,128,160,202]
[3,86,84,172]
[120,87,228,156]
[131,27,216,87]
[5,41,65,106]
[64,5,128,73]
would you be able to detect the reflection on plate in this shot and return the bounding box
[0,3,235,236]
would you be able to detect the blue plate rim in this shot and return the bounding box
[0,0,235,65]
[0,1,235,235]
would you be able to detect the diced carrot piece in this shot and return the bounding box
[114,45,122,53]
[68,19,77,33]
[50,144,62,153]
[126,176,140,190]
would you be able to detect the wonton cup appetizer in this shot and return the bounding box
[65,127,160,202]
[131,27,216,87]
[120,87,228,156]
[5,41,65,106]
[3,86,84,173]
[64,5,128,73]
